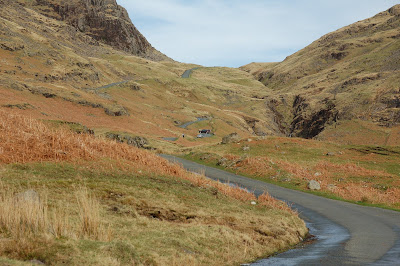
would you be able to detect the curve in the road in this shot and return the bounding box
[161,155,400,265]
[181,67,200,78]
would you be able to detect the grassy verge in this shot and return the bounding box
[0,162,307,265]
[183,137,400,211]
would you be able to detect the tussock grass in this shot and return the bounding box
[76,187,112,241]
[0,184,109,241]
[0,186,49,239]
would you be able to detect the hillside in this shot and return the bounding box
[0,0,277,152]
[0,110,307,265]
[0,2,310,264]
[242,5,400,145]
[15,0,171,61]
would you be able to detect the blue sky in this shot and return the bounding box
[118,0,399,67]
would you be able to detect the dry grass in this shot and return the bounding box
[0,110,308,264]
[0,184,110,241]
[0,187,49,239]
[0,110,293,214]
[195,142,400,209]
[76,187,112,241]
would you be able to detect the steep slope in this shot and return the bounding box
[15,0,171,61]
[242,5,400,144]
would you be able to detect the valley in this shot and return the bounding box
[0,0,399,265]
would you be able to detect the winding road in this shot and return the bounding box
[161,155,400,265]
[181,67,200,78]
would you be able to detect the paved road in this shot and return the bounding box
[181,67,200,78]
[161,155,400,265]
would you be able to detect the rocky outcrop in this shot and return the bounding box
[105,133,150,149]
[20,0,171,61]
[246,5,400,140]
[222,133,241,144]
[290,96,339,139]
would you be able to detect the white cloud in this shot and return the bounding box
[118,0,399,67]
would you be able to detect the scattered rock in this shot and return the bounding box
[105,133,149,149]
[222,133,241,144]
[314,172,322,177]
[217,158,229,167]
[104,106,129,116]
[0,41,24,51]
[242,145,250,151]
[326,152,335,156]
[199,153,212,160]
[29,259,45,265]
[308,180,321,190]
[130,84,141,91]
[2,103,35,110]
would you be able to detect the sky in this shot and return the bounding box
[118,0,399,67]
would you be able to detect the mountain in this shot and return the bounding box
[242,5,400,145]
[0,0,276,151]
[1,1,399,148]
[14,0,171,61]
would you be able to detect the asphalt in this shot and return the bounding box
[160,155,400,265]
[181,67,200,78]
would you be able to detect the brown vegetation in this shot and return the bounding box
[0,110,294,212]
[0,110,307,265]
[190,136,400,209]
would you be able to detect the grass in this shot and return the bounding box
[184,136,400,210]
[0,110,307,265]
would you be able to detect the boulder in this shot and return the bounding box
[308,180,321,190]
[222,133,241,144]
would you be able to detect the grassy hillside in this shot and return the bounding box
[0,110,307,265]
[0,1,278,153]
[242,5,400,144]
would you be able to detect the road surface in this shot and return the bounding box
[161,155,400,265]
[181,67,200,78]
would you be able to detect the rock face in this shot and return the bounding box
[20,0,171,61]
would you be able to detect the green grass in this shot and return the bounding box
[0,161,307,265]
[183,137,400,212]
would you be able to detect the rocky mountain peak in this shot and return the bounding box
[18,0,171,61]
